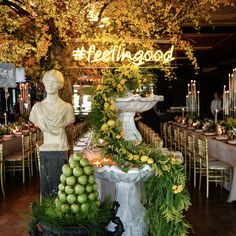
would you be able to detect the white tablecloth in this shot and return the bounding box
[208,138,236,202]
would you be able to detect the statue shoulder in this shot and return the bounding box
[31,101,42,111]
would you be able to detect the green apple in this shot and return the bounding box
[67,194,77,204]
[65,185,74,195]
[73,153,82,161]
[75,184,85,195]
[58,183,65,191]
[93,183,98,191]
[81,203,90,213]
[86,185,93,193]
[79,158,89,167]
[88,192,96,201]
[59,192,67,203]
[61,203,70,213]
[66,176,76,186]
[69,158,78,169]
[83,166,94,175]
[71,204,80,214]
[73,166,84,177]
[77,193,88,204]
[62,164,72,177]
[88,175,95,184]
[60,174,67,184]
[78,175,88,186]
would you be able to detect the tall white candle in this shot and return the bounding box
[197,91,200,116]
[186,95,188,112]
[12,89,16,105]
[215,109,218,124]
[182,108,185,119]
[4,113,7,126]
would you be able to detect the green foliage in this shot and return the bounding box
[30,197,112,235]
[145,150,191,236]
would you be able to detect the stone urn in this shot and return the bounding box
[115,95,164,141]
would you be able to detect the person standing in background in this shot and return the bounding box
[210,91,222,118]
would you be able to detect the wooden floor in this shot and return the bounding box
[0,173,236,236]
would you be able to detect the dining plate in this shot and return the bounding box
[187,127,195,130]
[204,132,216,136]
[195,129,204,133]
[14,132,22,136]
[228,140,236,145]
[215,136,228,141]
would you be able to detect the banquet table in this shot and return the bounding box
[172,122,236,203]
[207,137,236,202]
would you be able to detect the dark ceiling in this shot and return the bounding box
[180,3,236,77]
[155,4,236,112]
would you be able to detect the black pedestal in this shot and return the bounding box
[39,151,68,198]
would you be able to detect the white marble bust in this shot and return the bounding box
[29,70,75,151]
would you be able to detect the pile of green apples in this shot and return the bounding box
[55,152,99,215]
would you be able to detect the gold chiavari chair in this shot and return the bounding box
[179,129,187,174]
[166,123,173,150]
[30,130,38,175]
[161,122,168,148]
[172,126,180,151]
[4,132,31,183]
[0,141,5,197]
[198,136,232,198]
[186,132,199,187]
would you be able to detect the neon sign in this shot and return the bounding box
[72,44,175,66]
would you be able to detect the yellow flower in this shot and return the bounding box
[109,103,116,111]
[100,123,109,132]
[107,119,116,127]
[140,155,149,162]
[120,79,126,85]
[116,134,121,139]
[147,158,154,164]
[172,184,184,194]
[104,102,109,110]
[133,155,140,160]
[96,85,103,91]
[120,131,124,137]
[128,154,133,160]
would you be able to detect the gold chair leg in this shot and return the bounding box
[199,167,202,191]
[206,170,209,198]
[194,158,196,188]
[0,163,5,197]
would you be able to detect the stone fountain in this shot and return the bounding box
[95,94,164,236]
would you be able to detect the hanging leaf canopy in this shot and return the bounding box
[0,0,234,78]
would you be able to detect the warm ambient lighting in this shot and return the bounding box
[73,44,175,66]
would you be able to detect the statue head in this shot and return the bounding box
[42,69,64,90]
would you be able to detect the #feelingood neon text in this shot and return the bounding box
[72,44,175,66]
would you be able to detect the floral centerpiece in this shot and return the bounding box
[202,119,217,133]
[89,64,191,236]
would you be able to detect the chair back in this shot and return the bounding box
[166,123,172,149]
[187,132,196,155]
[22,133,30,155]
[173,126,180,150]
[0,140,5,197]
[179,129,187,151]
[198,136,208,164]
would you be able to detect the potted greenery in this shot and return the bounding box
[28,152,124,236]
